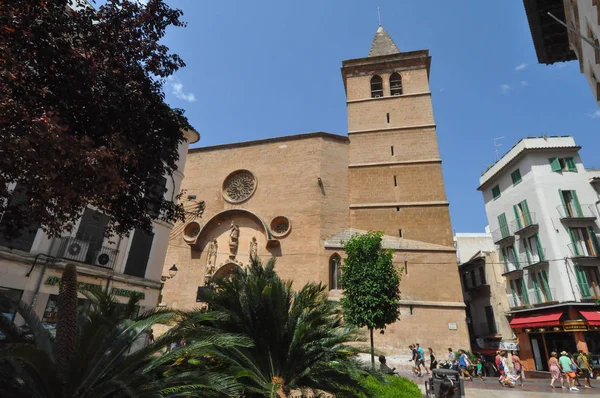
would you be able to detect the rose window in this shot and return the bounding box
[222,170,257,203]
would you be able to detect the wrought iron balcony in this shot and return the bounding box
[492,225,513,244]
[501,262,522,277]
[511,212,538,235]
[527,288,556,305]
[53,236,118,270]
[568,243,599,260]
[507,294,526,308]
[557,204,597,220]
[521,249,548,269]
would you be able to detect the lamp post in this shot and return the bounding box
[161,264,178,282]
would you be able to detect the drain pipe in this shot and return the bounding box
[30,256,56,308]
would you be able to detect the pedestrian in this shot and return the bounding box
[548,351,562,389]
[447,348,456,365]
[512,351,523,386]
[495,351,505,385]
[379,355,398,375]
[148,328,155,345]
[458,349,474,382]
[477,352,487,377]
[559,350,579,391]
[571,352,583,387]
[417,343,430,375]
[408,345,418,376]
[429,347,438,371]
[576,350,593,389]
[438,378,456,398]
[500,352,515,387]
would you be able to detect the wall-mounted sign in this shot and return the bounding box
[44,276,145,299]
[448,322,457,330]
[563,320,588,332]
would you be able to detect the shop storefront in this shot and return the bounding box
[511,307,600,374]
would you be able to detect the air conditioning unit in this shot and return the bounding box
[63,239,89,261]
[93,251,115,268]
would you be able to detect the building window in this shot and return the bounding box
[470,270,476,287]
[478,267,486,285]
[491,185,501,199]
[559,189,583,217]
[329,253,342,290]
[484,306,497,334]
[523,233,545,264]
[389,72,403,95]
[569,227,600,257]
[549,157,576,172]
[501,245,519,272]
[510,169,522,185]
[0,286,23,325]
[513,199,533,229]
[370,75,383,98]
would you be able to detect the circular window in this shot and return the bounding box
[270,216,291,238]
[222,170,257,203]
[183,221,202,243]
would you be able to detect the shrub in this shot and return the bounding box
[348,375,421,398]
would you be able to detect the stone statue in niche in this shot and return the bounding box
[206,238,218,277]
[229,221,239,260]
[249,236,258,261]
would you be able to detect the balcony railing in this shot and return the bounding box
[502,261,522,276]
[578,283,600,300]
[511,212,537,234]
[53,236,118,270]
[527,288,556,305]
[521,248,548,268]
[492,225,513,244]
[557,204,597,220]
[507,294,526,308]
[568,243,599,259]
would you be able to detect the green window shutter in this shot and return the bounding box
[549,157,561,172]
[521,200,531,225]
[535,233,545,261]
[520,278,529,305]
[559,189,568,217]
[513,205,522,230]
[571,190,583,217]
[498,213,509,238]
[512,245,520,269]
[540,270,552,300]
[501,248,509,272]
[511,169,522,184]
[575,266,591,298]
[588,227,600,256]
[532,275,542,303]
[565,157,577,171]
[523,239,532,264]
[569,228,581,256]
[492,185,501,199]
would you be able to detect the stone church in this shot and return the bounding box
[161,26,469,355]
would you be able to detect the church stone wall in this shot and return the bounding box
[348,128,440,164]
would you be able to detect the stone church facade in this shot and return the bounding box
[161,27,469,355]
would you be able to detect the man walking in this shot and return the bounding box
[559,351,579,391]
[416,343,430,375]
[458,349,474,382]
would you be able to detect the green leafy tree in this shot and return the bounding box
[340,231,401,367]
[202,257,376,397]
[0,264,251,397]
[0,0,193,242]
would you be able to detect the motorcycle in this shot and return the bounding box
[438,360,459,371]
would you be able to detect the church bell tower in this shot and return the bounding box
[341,26,453,247]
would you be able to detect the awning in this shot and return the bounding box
[510,311,563,328]
[580,310,600,326]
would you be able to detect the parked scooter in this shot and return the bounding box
[438,360,459,371]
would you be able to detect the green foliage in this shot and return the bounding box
[344,375,421,398]
[0,0,192,241]
[339,231,401,330]
[203,256,377,397]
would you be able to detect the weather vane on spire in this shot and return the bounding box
[377,6,382,26]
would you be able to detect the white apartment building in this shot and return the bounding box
[0,129,199,335]
[455,232,515,356]
[478,136,600,373]
[524,0,600,107]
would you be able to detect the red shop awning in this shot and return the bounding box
[510,311,563,328]
[580,310,600,326]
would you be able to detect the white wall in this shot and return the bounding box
[576,0,600,106]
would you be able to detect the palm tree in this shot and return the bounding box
[0,263,251,397]
[202,257,376,397]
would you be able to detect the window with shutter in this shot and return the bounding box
[549,157,562,172]
[492,185,501,199]
[0,184,40,252]
[124,229,154,278]
[565,157,577,172]
[510,169,522,184]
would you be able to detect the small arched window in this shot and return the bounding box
[390,72,403,96]
[329,253,342,290]
[370,75,383,98]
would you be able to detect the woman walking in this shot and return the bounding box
[429,347,438,371]
[512,351,523,387]
[548,352,562,389]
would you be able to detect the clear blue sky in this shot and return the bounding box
[159,0,599,233]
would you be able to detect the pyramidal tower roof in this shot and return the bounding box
[368,26,400,57]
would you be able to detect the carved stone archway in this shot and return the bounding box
[212,261,243,281]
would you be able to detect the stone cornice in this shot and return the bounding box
[346,91,431,104]
[349,201,449,209]
[349,159,441,168]
[348,123,436,135]
[399,300,466,309]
